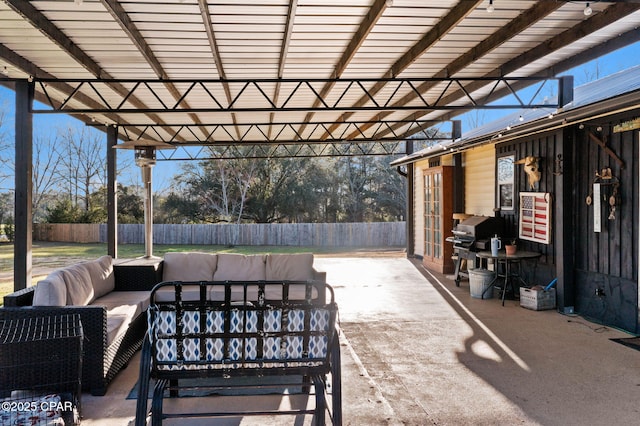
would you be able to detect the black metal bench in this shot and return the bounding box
[135,280,342,425]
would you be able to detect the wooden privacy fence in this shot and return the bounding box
[33,222,406,247]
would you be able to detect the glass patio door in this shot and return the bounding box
[422,166,454,274]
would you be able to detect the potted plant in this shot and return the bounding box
[505,238,517,255]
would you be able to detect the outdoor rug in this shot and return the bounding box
[127,376,306,400]
[610,336,640,351]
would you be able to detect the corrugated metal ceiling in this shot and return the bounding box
[0,0,639,150]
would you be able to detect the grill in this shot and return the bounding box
[448,215,503,286]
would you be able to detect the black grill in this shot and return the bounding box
[448,216,503,285]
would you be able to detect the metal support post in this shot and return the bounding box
[13,80,33,291]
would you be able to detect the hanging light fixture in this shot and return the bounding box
[486,0,495,13]
[114,139,175,259]
[583,2,593,16]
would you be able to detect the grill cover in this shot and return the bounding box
[455,216,503,240]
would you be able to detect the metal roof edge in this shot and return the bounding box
[391,86,640,167]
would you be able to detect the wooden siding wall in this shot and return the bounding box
[33,222,407,247]
[464,145,496,216]
[572,120,638,332]
[496,116,639,334]
[496,131,558,280]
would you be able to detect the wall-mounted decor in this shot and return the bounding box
[514,156,542,190]
[519,192,552,244]
[586,167,620,232]
[497,155,514,210]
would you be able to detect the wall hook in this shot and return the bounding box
[553,154,563,176]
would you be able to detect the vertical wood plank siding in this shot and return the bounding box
[33,222,406,247]
[496,131,557,265]
[464,145,496,216]
[496,121,639,333]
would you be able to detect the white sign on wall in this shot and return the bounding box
[593,183,601,233]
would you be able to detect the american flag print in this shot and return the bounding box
[519,192,551,244]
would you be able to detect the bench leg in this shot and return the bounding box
[331,334,343,426]
[135,335,152,426]
[302,374,311,393]
[151,379,168,426]
[314,375,326,426]
[169,379,179,398]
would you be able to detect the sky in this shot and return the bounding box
[1,40,639,194]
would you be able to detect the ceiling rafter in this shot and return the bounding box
[345,0,563,140]
[198,0,241,140]
[269,0,298,139]
[101,0,209,140]
[322,0,483,139]
[1,1,638,159]
[296,0,389,138]
[383,1,640,139]
[0,43,145,140]
[2,0,176,139]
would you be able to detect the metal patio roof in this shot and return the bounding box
[390,63,640,166]
[1,0,640,157]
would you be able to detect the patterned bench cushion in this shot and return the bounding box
[148,281,336,373]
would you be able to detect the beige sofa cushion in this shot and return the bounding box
[163,252,218,282]
[214,254,266,281]
[62,263,95,306]
[265,253,314,281]
[86,255,115,299]
[93,291,151,317]
[92,291,150,345]
[32,270,67,306]
[154,284,206,303]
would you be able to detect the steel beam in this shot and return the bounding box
[24,76,566,114]
[112,119,455,145]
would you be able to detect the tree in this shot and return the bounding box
[293,160,341,223]
[173,152,257,245]
[156,192,200,224]
[57,124,106,213]
[368,157,406,221]
[244,158,305,223]
[116,185,144,224]
[0,100,12,189]
[43,198,82,223]
[158,154,407,225]
[0,191,14,240]
[32,134,63,221]
[339,156,372,222]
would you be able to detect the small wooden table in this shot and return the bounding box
[475,250,542,306]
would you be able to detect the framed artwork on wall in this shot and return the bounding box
[497,155,515,211]
[519,192,552,244]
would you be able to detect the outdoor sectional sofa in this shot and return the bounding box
[1,252,325,396]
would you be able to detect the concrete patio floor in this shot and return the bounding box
[79,255,640,425]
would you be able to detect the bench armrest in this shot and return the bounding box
[312,268,326,283]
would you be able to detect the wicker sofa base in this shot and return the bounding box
[0,302,147,396]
